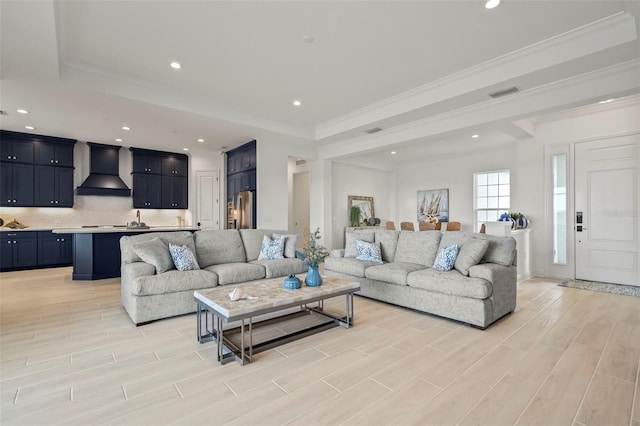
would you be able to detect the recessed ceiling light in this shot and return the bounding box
[293,100,302,107]
[183,148,189,151]
[472,134,480,138]
[170,62,182,70]
[391,151,397,155]
[485,0,500,9]
[122,126,130,131]
[598,98,614,104]
[302,35,315,44]
[197,138,204,143]
[115,138,123,142]
[25,125,35,130]
[17,109,28,114]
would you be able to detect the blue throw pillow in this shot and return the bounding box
[169,243,200,271]
[433,244,458,271]
[355,240,383,264]
[258,235,285,260]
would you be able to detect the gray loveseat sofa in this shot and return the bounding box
[120,229,307,325]
[324,230,517,329]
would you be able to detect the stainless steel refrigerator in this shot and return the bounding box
[234,190,255,229]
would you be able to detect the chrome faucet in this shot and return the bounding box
[136,210,141,224]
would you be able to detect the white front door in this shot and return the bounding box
[196,170,220,229]
[575,135,640,286]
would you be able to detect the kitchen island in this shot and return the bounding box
[52,226,199,280]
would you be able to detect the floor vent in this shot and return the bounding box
[365,127,383,134]
[489,86,520,98]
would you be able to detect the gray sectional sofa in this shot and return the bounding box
[324,229,517,329]
[120,229,307,325]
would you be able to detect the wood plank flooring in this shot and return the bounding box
[1,268,639,425]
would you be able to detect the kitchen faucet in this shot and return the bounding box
[136,210,141,224]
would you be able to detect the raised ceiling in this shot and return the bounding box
[1,1,639,159]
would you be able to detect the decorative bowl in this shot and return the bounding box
[283,274,302,290]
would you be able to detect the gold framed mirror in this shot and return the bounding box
[348,195,375,224]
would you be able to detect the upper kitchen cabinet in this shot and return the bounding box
[34,141,74,167]
[0,131,75,208]
[130,148,188,209]
[161,155,188,176]
[0,131,35,163]
[131,150,162,174]
[227,140,256,174]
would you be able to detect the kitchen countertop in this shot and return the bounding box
[51,226,199,234]
[1,227,60,232]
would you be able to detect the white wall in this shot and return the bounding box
[395,143,518,232]
[256,138,316,231]
[331,162,395,249]
[0,142,221,229]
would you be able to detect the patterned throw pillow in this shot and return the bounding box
[355,240,383,264]
[169,243,200,271]
[258,235,285,260]
[272,233,300,258]
[433,244,459,271]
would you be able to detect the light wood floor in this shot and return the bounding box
[1,267,639,426]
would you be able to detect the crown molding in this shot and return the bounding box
[535,93,640,123]
[315,12,637,141]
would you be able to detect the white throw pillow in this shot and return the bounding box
[272,233,300,258]
[258,235,285,260]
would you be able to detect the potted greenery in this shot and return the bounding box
[350,206,361,227]
[303,228,330,287]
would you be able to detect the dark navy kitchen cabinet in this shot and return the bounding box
[132,174,162,208]
[1,135,34,163]
[34,142,74,167]
[38,232,72,266]
[1,163,34,207]
[161,155,188,177]
[0,232,38,270]
[161,175,188,209]
[132,153,162,174]
[34,166,74,207]
[0,131,75,208]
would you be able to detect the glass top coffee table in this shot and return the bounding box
[194,276,360,365]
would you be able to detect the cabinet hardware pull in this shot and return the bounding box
[13,156,16,160]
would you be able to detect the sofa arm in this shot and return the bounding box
[331,249,345,258]
[469,263,517,316]
[122,262,156,287]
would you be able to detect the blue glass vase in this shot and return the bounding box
[305,266,323,287]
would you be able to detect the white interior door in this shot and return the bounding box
[575,135,640,286]
[196,170,220,229]
[293,172,310,247]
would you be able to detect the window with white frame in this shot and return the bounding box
[474,170,510,232]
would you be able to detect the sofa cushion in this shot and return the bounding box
[355,240,383,264]
[455,238,490,276]
[132,238,174,274]
[131,269,217,296]
[203,262,266,285]
[121,231,196,264]
[239,229,286,261]
[407,268,493,299]
[374,230,400,262]
[258,235,285,260]
[324,257,379,278]
[474,233,517,266]
[169,243,200,271]
[433,244,459,272]
[364,262,427,286]
[393,231,442,266]
[272,233,300,258]
[250,258,308,279]
[195,230,246,267]
[344,231,375,258]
